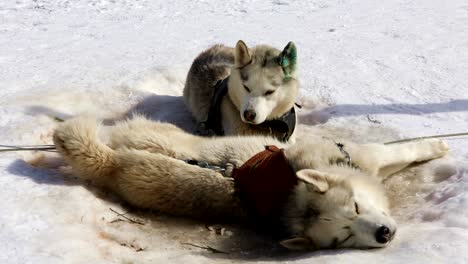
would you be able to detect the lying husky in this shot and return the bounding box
[53,116,449,250]
[183,40,299,142]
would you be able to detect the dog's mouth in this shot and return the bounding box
[330,227,397,249]
[243,118,262,125]
[329,233,355,249]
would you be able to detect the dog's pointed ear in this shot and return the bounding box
[277,41,297,79]
[280,237,314,250]
[296,169,329,193]
[235,40,252,68]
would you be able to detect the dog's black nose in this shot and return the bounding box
[243,110,256,122]
[375,226,392,244]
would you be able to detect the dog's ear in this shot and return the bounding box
[277,41,297,79]
[296,169,329,193]
[280,237,315,250]
[234,40,252,68]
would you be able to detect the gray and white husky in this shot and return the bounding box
[183,40,299,142]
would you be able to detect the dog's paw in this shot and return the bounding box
[417,138,449,161]
[195,122,217,137]
[427,138,449,156]
[53,117,98,156]
[53,127,69,154]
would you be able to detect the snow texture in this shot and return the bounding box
[1,0,468,263]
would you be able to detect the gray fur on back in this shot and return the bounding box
[183,44,234,122]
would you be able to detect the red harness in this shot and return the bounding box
[232,146,298,220]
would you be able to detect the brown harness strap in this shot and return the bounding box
[232,145,298,220]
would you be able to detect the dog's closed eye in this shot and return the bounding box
[264,90,275,96]
[354,202,360,215]
[243,84,251,93]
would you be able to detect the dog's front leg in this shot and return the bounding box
[368,139,449,179]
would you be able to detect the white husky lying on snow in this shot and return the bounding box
[53,116,449,250]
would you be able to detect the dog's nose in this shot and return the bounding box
[243,110,256,122]
[375,226,392,244]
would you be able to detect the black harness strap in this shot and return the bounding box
[203,77,230,135]
[257,107,296,142]
[335,142,352,166]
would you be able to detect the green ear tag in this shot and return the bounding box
[278,42,297,80]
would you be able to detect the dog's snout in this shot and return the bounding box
[243,110,256,122]
[375,226,392,244]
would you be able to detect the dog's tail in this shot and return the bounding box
[53,117,116,185]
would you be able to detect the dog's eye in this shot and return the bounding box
[354,202,360,215]
[264,90,275,96]
[243,84,251,93]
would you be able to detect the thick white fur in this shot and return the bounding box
[183,41,299,141]
[53,116,449,250]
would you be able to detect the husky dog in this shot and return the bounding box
[53,116,449,250]
[183,40,299,142]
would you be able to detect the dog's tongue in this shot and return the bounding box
[232,145,298,219]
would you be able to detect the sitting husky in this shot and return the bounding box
[183,40,299,142]
[53,116,448,250]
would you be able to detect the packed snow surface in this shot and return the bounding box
[1,0,467,263]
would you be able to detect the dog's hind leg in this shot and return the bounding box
[358,139,449,179]
[107,116,203,160]
[53,117,117,185]
[53,117,245,220]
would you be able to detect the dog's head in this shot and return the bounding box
[228,40,299,125]
[281,167,397,250]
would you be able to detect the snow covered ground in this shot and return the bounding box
[1,0,468,263]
